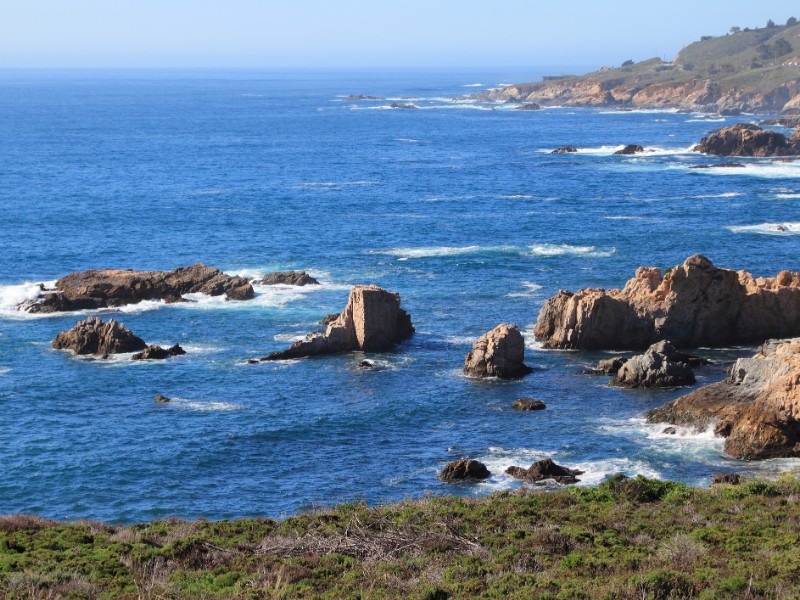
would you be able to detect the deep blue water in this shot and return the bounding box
[1,69,799,523]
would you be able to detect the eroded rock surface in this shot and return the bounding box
[611,341,696,388]
[439,459,491,482]
[20,264,253,313]
[505,459,584,484]
[464,324,532,379]
[694,123,800,157]
[551,145,578,154]
[258,271,319,286]
[535,254,800,350]
[512,398,546,411]
[265,285,413,360]
[647,338,800,459]
[52,317,147,356]
[614,144,645,155]
[132,344,186,360]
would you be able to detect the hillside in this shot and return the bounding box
[482,20,800,113]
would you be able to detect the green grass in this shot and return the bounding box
[2,475,800,598]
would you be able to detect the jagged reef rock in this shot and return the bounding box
[614,144,644,155]
[584,357,628,375]
[439,459,491,482]
[505,459,584,484]
[611,341,696,388]
[512,398,546,411]
[258,271,319,286]
[132,344,186,360]
[694,123,800,157]
[52,317,147,356]
[20,264,254,313]
[154,394,172,404]
[464,324,533,379]
[535,254,800,350]
[265,285,413,360]
[647,338,800,459]
[551,145,578,154]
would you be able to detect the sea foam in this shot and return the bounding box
[728,222,800,235]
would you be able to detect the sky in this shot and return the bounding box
[1,0,799,69]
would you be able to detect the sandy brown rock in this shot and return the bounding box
[439,459,491,482]
[265,285,413,360]
[505,459,584,484]
[52,317,147,356]
[647,338,800,459]
[20,264,254,313]
[535,255,800,350]
[258,271,320,286]
[694,123,800,157]
[464,324,532,379]
[512,398,546,411]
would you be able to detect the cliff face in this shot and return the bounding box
[534,255,800,350]
[478,24,800,113]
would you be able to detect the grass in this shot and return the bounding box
[2,474,800,598]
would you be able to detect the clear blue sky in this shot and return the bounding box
[2,0,799,69]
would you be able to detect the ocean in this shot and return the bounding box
[1,69,799,523]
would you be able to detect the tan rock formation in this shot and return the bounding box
[52,317,147,355]
[20,264,254,313]
[647,338,800,459]
[611,341,696,388]
[464,324,532,379]
[265,285,414,360]
[694,123,800,157]
[535,255,800,350]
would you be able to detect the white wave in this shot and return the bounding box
[691,192,743,198]
[295,180,378,187]
[686,117,726,123]
[373,245,515,260]
[776,193,800,198]
[528,243,616,258]
[539,144,694,156]
[497,83,513,87]
[598,108,679,115]
[444,335,476,346]
[507,281,543,298]
[497,194,534,199]
[168,398,242,412]
[0,367,11,375]
[273,332,307,342]
[462,83,484,87]
[177,344,224,354]
[570,457,663,486]
[728,222,800,235]
[603,215,646,220]
[189,188,228,196]
[0,280,60,320]
[395,138,419,143]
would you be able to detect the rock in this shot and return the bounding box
[154,394,172,404]
[464,324,533,379]
[505,459,584,484]
[439,459,490,482]
[20,264,254,313]
[585,357,628,375]
[265,285,413,360]
[662,427,678,435]
[614,144,645,155]
[760,116,800,129]
[712,473,741,485]
[52,317,147,356]
[611,341,696,388]
[132,344,186,360]
[515,102,541,111]
[320,313,340,325]
[694,123,800,157]
[258,271,320,286]
[359,360,374,369]
[343,94,385,101]
[688,162,746,169]
[551,145,578,154]
[719,107,742,116]
[389,102,417,109]
[246,358,258,364]
[512,398,546,411]
[647,338,800,459]
[535,255,800,350]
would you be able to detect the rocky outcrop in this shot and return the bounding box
[647,338,800,459]
[515,102,541,111]
[505,459,584,484]
[464,324,532,379]
[132,344,186,360]
[390,103,417,109]
[761,116,800,129]
[439,459,491,482]
[320,313,340,325]
[52,317,147,356]
[343,94,385,101]
[535,254,800,350]
[614,144,644,155]
[585,357,628,375]
[20,264,254,313]
[512,398,546,411]
[611,341,696,388]
[551,146,577,154]
[694,124,800,157]
[258,271,320,286]
[265,285,413,360]
[154,394,172,404]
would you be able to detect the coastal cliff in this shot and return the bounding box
[478,21,800,112]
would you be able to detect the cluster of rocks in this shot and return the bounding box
[585,340,704,388]
[515,103,541,111]
[52,317,185,361]
[551,145,577,154]
[614,144,645,155]
[439,458,583,485]
[257,271,319,286]
[694,123,800,157]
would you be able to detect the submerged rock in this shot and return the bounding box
[343,94,385,101]
[390,102,417,109]
[535,254,800,350]
[464,324,532,379]
[512,398,546,411]
[611,341,696,388]
[52,317,147,356]
[694,123,800,157]
[258,271,320,286]
[20,264,254,313]
[132,344,186,360]
[647,338,800,459]
[265,285,413,360]
[614,144,645,155]
[505,459,584,484]
[551,145,578,154]
[439,459,491,482]
[688,162,746,169]
[154,394,172,404]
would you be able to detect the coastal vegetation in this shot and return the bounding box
[3,475,800,598]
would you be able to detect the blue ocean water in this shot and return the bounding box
[1,69,800,523]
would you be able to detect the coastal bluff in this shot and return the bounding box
[534,255,800,350]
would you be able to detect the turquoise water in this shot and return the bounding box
[1,69,799,523]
